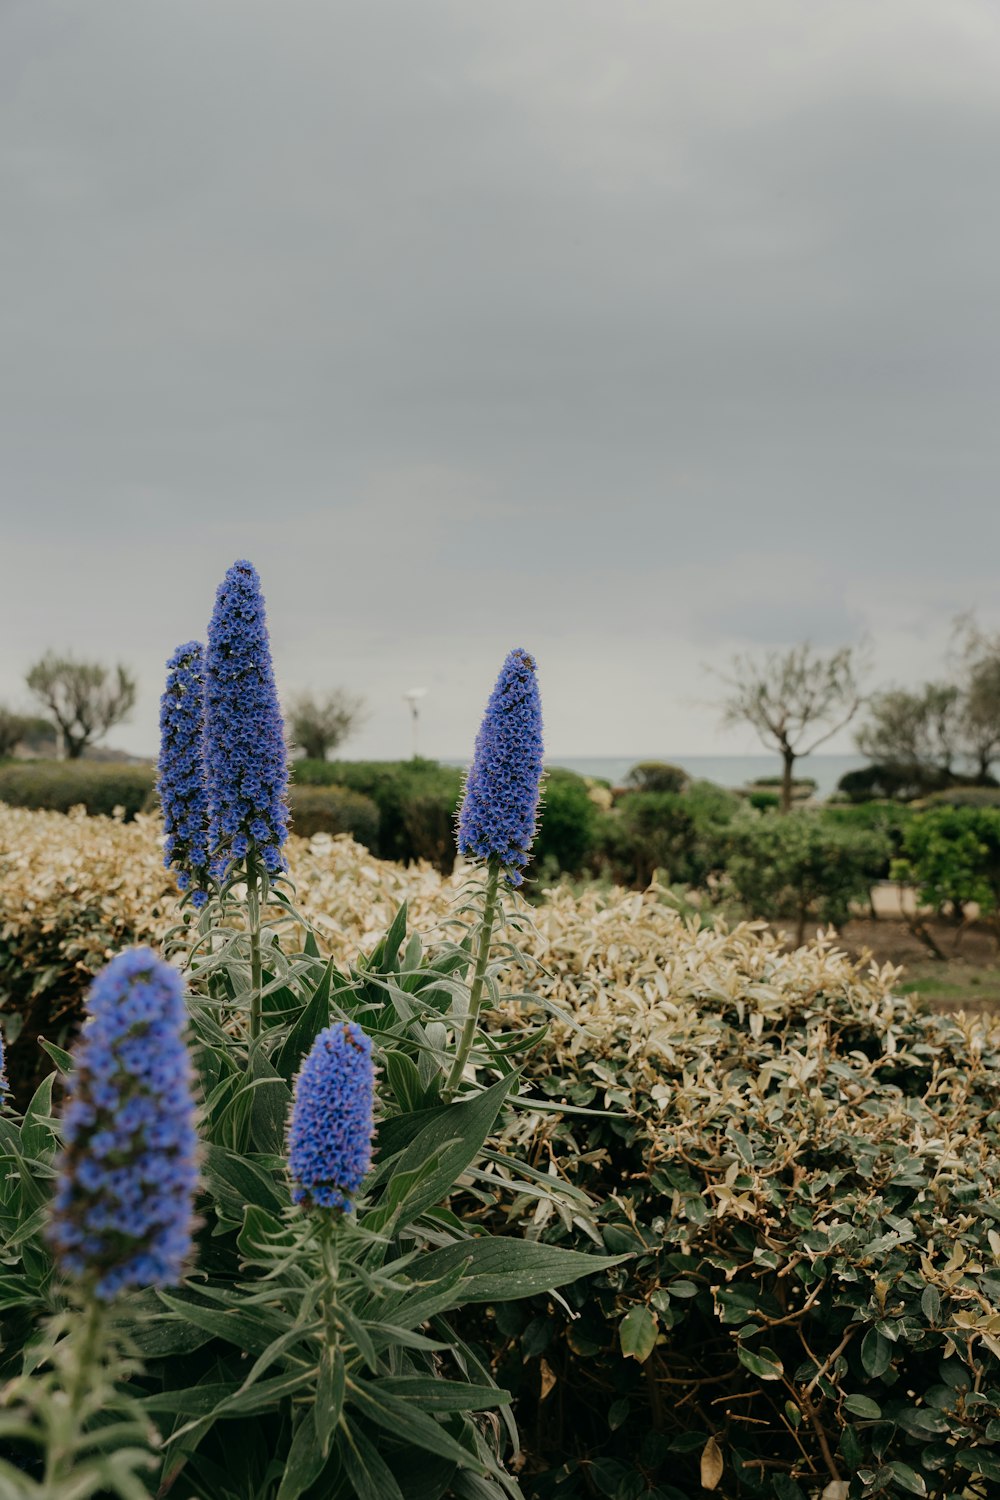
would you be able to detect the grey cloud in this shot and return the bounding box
[2,0,999,756]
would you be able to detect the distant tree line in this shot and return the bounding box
[0,652,366,763]
[719,614,1000,807]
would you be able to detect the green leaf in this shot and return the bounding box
[844,1394,882,1419]
[376,1377,510,1412]
[274,960,336,1081]
[249,1053,292,1156]
[377,901,409,974]
[736,1346,784,1381]
[156,1290,282,1358]
[347,1380,494,1476]
[957,1448,1000,1480]
[372,1074,517,1226]
[201,1143,286,1223]
[19,1074,56,1159]
[887,1462,927,1496]
[920,1285,941,1324]
[37,1038,74,1074]
[339,1421,406,1500]
[618,1306,657,1363]
[383,1049,426,1113]
[403,1236,627,1306]
[315,1343,345,1457]
[276,1410,326,1500]
[861,1327,892,1378]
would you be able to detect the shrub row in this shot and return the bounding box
[0,759,156,819]
[473,891,1000,1498]
[0,760,380,848]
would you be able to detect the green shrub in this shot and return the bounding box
[0,759,155,820]
[623,760,690,794]
[726,810,890,942]
[894,805,1000,920]
[598,792,724,890]
[747,789,780,811]
[918,785,1000,808]
[295,758,464,870]
[533,767,600,877]
[820,801,915,876]
[836,763,963,803]
[287,784,379,846]
[476,904,1000,1499]
[749,774,818,792]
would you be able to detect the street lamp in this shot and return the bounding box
[402,688,427,759]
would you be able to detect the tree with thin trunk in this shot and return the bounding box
[952,615,1000,781]
[856,682,962,782]
[719,644,865,812]
[288,689,366,761]
[25,653,137,759]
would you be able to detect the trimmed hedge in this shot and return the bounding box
[293,758,463,869]
[286,784,379,846]
[0,759,156,819]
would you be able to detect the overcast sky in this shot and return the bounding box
[3,0,1000,761]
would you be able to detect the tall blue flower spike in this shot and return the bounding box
[158,641,211,907]
[457,648,544,885]
[203,559,289,879]
[0,1025,7,1099]
[288,1022,375,1214]
[47,949,199,1301]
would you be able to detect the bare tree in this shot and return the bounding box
[719,644,865,812]
[26,653,137,759]
[288,689,366,761]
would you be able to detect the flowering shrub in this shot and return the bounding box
[475,897,1000,1499]
[0,564,619,1499]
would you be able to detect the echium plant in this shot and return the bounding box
[158,640,211,907]
[288,1021,375,1214]
[0,949,198,1497]
[203,559,289,1036]
[446,648,544,1099]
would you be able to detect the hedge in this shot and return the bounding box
[0,759,156,819]
[286,784,378,846]
[474,888,1000,1499]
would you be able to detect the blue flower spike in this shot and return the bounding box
[47,949,199,1301]
[158,640,211,907]
[288,1022,375,1215]
[458,647,544,885]
[203,559,289,880]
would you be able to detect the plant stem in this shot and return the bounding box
[44,1298,104,1488]
[443,858,501,1101]
[247,850,262,1040]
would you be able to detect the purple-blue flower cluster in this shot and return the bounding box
[203,560,289,879]
[288,1022,374,1213]
[457,648,544,886]
[0,1026,7,1099]
[47,949,198,1301]
[158,641,211,908]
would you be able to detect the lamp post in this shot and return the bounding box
[402,688,427,760]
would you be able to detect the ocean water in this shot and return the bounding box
[442,754,868,801]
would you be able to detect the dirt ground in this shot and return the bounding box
[773,885,1000,1013]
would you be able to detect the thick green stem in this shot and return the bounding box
[247,851,262,1040]
[44,1298,104,1489]
[443,859,501,1101]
